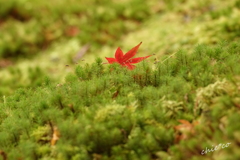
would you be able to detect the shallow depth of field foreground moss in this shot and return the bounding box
[1,42,240,160]
[1,0,240,159]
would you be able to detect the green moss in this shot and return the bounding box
[0,0,240,159]
[0,42,240,159]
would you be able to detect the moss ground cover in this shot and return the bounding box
[0,0,240,159]
[1,42,240,159]
[1,0,239,96]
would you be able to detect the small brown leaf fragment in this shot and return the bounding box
[112,90,119,99]
[0,59,13,68]
[65,26,80,37]
[51,126,60,146]
[0,150,7,160]
[174,119,198,143]
[235,104,240,109]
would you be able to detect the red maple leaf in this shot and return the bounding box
[105,42,151,70]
